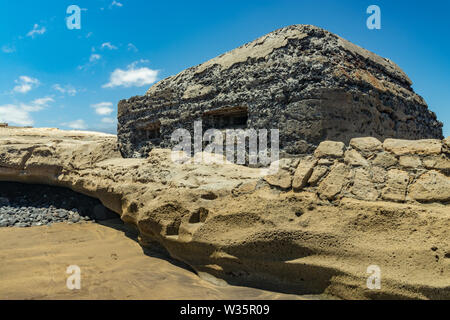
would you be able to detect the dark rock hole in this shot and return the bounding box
[0,181,118,228]
[189,208,209,223]
[202,106,249,130]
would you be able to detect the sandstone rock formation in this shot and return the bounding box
[1,127,449,299]
[118,24,443,158]
[266,137,450,203]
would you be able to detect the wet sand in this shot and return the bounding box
[0,220,313,300]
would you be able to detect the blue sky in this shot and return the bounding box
[0,0,449,136]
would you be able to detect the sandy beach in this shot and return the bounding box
[0,219,315,300]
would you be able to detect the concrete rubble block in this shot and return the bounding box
[408,170,450,202]
[381,169,410,202]
[349,137,383,157]
[263,169,292,189]
[318,158,334,165]
[317,163,349,200]
[292,157,317,191]
[383,139,442,156]
[278,158,298,173]
[344,149,368,167]
[422,155,450,171]
[314,141,345,159]
[307,165,329,186]
[372,151,398,168]
[371,166,387,184]
[351,168,379,201]
[399,155,422,168]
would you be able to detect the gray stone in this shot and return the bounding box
[57,210,68,218]
[14,222,29,228]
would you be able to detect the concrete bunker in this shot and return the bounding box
[117,25,444,159]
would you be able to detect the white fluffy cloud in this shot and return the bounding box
[53,84,77,96]
[91,102,114,115]
[111,1,123,8]
[2,45,15,53]
[0,97,53,126]
[63,119,88,130]
[0,105,33,126]
[101,117,116,124]
[32,97,54,106]
[89,53,101,62]
[78,53,101,70]
[127,43,138,52]
[101,42,117,50]
[27,24,46,38]
[102,1,123,10]
[13,76,40,94]
[103,61,158,88]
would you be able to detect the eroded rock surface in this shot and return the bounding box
[1,127,449,299]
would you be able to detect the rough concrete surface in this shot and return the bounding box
[117,25,443,158]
